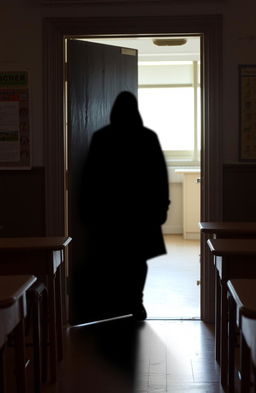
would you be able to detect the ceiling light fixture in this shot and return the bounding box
[153,38,187,46]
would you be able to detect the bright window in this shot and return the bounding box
[138,61,201,164]
[138,87,194,151]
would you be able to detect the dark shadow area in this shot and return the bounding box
[64,317,142,392]
[72,91,170,324]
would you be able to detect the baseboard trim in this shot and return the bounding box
[162,225,183,235]
[183,232,200,240]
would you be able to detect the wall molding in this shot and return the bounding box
[40,0,224,4]
[40,0,165,4]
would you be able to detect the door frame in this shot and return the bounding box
[43,15,223,323]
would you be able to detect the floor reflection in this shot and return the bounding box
[42,320,225,393]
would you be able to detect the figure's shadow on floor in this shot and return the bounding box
[64,316,143,393]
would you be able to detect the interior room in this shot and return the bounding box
[1,1,256,393]
[78,35,201,320]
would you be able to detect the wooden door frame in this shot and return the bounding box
[43,15,223,323]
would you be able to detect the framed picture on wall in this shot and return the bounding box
[0,70,31,169]
[239,65,256,161]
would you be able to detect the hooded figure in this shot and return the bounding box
[80,91,170,320]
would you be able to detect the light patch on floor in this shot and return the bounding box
[144,234,200,319]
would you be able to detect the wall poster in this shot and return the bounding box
[239,65,256,161]
[0,71,31,168]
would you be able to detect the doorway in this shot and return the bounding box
[43,15,223,323]
[65,35,201,320]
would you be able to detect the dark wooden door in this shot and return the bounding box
[67,39,138,324]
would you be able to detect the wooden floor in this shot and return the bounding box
[41,319,225,393]
[144,235,200,319]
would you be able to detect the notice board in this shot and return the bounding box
[0,71,31,168]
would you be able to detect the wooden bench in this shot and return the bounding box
[0,275,37,393]
[199,221,256,239]
[200,222,256,362]
[227,279,256,393]
[27,282,48,393]
[207,238,256,389]
[240,310,256,393]
[0,236,72,383]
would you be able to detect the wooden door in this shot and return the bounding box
[67,39,138,324]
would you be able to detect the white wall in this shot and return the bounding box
[139,64,194,85]
[163,182,183,235]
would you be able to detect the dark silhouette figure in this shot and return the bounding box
[80,91,170,321]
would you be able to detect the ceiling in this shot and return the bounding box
[81,36,201,62]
